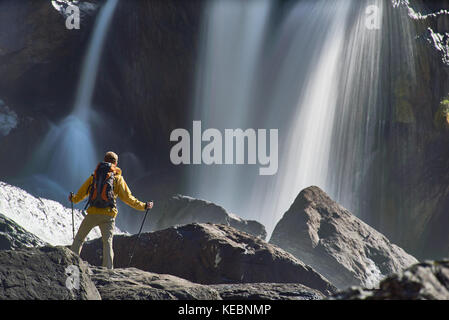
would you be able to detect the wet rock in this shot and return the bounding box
[0,213,46,250]
[332,260,449,300]
[0,246,100,300]
[90,267,221,300]
[81,223,336,296]
[210,283,324,300]
[270,186,418,290]
[96,0,205,163]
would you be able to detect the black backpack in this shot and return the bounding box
[85,162,117,209]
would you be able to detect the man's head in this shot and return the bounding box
[104,151,118,165]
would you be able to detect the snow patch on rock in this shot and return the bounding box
[0,181,122,246]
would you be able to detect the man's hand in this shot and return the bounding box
[145,201,154,210]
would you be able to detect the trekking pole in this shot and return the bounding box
[70,192,75,241]
[128,202,152,268]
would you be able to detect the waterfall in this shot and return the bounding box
[190,0,419,238]
[269,0,353,231]
[188,0,272,211]
[22,0,119,202]
[328,0,419,229]
[73,0,119,120]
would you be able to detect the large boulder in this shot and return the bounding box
[145,195,266,239]
[90,267,221,300]
[210,283,324,300]
[0,246,100,300]
[0,213,46,250]
[332,260,449,300]
[270,186,418,290]
[81,223,336,296]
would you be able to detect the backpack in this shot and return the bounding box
[85,162,118,209]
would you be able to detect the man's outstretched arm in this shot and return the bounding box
[116,176,149,211]
[69,176,93,204]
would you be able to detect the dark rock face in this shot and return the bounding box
[146,195,266,239]
[210,283,324,300]
[0,246,100,300]
[92,0,205,165]
[270,186,418,290]
[0,0,96,180]
[404,1,449,65]
[403,5,449,260]
[365,1,449,260]
[0,0,94,113]
[81,223,336,296]
[0,213,46,250]
[90,267,221,300]
[332,260,449,300]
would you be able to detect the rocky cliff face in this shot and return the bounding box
[0,0,94,180]
[0,0,204,181]
[93,0,204,165]
[403,3,449,259]
[355,0,449,260]
[0,0,94,111]
[270,186,418,290]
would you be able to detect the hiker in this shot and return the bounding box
[69,151,153,269]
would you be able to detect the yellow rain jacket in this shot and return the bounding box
[71,166,146,218]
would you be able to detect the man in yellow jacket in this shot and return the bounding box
[69,151,153,269]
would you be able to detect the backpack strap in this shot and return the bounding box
[83,173,95,212]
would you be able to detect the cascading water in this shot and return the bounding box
[188,0,272,211]
[73,0,119,120]
[191,0,419,238]
[22,0,119,202]
[264,0,353,233]
[328,1,419,234]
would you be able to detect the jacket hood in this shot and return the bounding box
[115,166,122,176]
